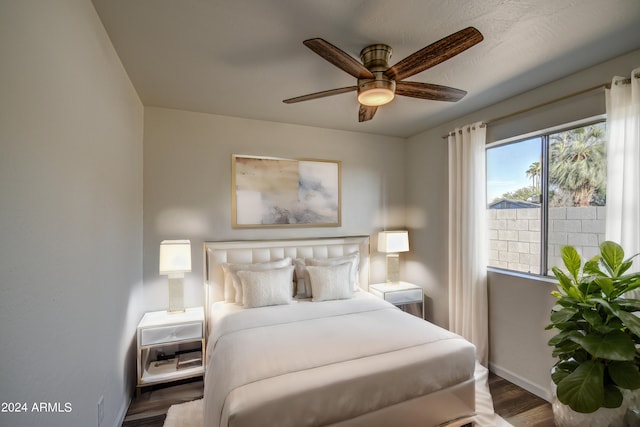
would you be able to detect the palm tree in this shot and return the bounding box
[549,124,606,206]
[526,161,541,191]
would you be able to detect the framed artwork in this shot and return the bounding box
[232,155,341,228]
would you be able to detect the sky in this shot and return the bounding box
[486,137,541,202]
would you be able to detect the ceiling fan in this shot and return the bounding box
[283,27,483,122]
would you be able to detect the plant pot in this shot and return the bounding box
[551,382,640,427]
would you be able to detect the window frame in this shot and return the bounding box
[486,114,607,278]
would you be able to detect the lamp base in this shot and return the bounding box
[168,276,185,313]
[385,253,400,283]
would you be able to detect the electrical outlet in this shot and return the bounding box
[97,396,104,427]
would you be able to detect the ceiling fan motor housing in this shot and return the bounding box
[360,44,392,72]
[358,44,395,106]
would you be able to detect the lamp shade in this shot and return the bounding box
[159,240,192,275]
[378,231,409,253]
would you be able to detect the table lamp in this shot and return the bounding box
[159,240,191,313]
[378,231,409,283]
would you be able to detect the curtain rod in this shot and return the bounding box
[441,82,609,139]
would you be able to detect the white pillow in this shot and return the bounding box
[293,258,312,298]
[306,263,353,302]
[222,257,292,303]
[306,253,360,291]
[237,266,295,308]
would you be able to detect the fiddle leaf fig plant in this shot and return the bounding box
[547,241,640,413]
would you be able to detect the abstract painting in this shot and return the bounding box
[232,155,341,228]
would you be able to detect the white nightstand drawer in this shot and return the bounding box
[370,282,424,319]
[141,322,202,346]
[385,288,423,305]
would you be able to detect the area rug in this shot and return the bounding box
[164,398,203,427]
[163,363,512,427]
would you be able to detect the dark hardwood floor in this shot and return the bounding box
[122,374,555,427]
[489,373,555,427]
[122,379,203,427]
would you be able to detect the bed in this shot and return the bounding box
[203,236,476,427]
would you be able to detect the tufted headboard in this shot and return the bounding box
[203,236,370,315]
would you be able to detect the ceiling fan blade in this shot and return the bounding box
[395,81,467,102]
[283,86,357,104]
[304,38,375,80]
[358,104,377,122]
[384,27,483,81]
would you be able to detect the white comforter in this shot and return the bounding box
[204,292,476,427]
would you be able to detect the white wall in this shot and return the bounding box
[143,107,406,311]
[0,1,144,427]
[405,49,640,399]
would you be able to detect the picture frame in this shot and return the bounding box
[231,155,341,228]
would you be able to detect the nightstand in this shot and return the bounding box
[369,282,424,319]
[136,307,205,396]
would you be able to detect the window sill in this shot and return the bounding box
[487,267,557,285]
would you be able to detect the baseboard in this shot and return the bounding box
[489,363,552,402]
[114,396,131,427]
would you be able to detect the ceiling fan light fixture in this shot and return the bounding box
[357,79,396,107]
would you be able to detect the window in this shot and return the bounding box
[486,117,607,276]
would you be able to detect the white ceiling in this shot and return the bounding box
[92,0,640,138]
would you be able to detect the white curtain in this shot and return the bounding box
[605,68,640,262]
[448,121,489,365]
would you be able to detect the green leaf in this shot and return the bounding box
[553,267,575,294]
[619,298,640,311]
[557,360,580,372]
[556,297,581,308]
[594,298,621,316]
[621,280,640,298]
[593,277,614,297]
[562,246,582,280]
[548,330,581,346]
[552,368,570,385]
[605,318,624,331]
[600,241,625,276]
[568,331,636,361]
[608,361,640,390]
[551,339,581,354]
[567,286,583,301]
[581,310,603,329]
[580,309,621,333]
[595,298,640,337]
[592,318,624,334]
[573,350,590,363]
[552,344,581,359]
[579,280,596,296]
[613,277,640,298]
[552,322,582,334]
[617,310,640,337]
[550,307,578,325]
[618,259,633,276]
[584,256,605,276]
[602,384,623,408]
[557,360,604,413]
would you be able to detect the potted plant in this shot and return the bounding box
[547,241,640,426]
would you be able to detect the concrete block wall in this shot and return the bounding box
[488,206,606,275]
